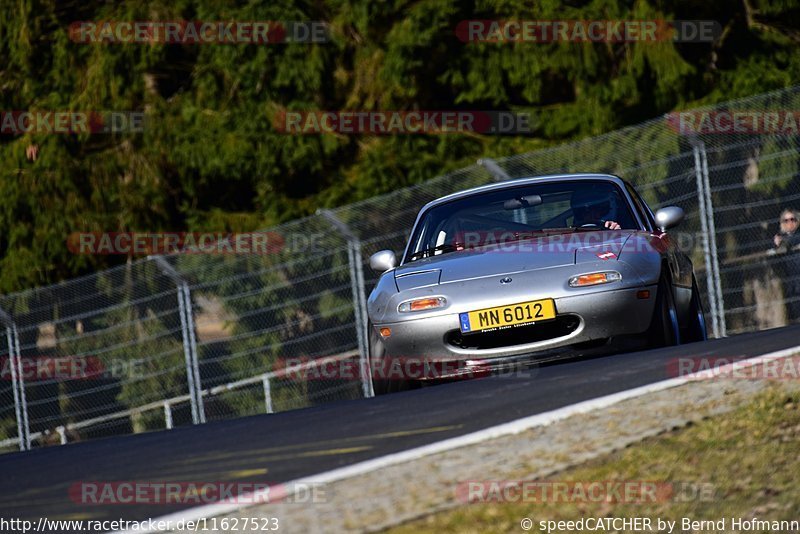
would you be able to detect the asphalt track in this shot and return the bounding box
[2,325,800,531]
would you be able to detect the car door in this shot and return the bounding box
[625,182,693,318]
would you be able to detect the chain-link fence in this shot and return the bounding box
[2,86,800,453]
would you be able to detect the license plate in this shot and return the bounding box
[459,299,556,333]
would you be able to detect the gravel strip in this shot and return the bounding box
[171,375,799,533]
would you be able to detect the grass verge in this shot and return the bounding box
[388,385,800,533]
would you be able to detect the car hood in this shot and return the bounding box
[395,231,633,289]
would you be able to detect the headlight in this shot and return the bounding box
[398,296,447,313]
[568,271,622,287]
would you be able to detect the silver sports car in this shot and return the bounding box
[366,173,707,393]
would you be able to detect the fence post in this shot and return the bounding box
[691,140,726,338]
[181,281,205,423]
[11,324,30,448]
[163,402,173,430]
[149,256,206,424]
[692,143,718,337]
[318,209,373,398]
[55,426,67,445]
[262,375,273,414]
[698,141,727,337]
[0,308,29,451]
[477,158,511,182]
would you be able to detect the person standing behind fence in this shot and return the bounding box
[774,209,800,251]
[773,209,800,322]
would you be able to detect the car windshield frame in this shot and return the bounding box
[402,178,645,265]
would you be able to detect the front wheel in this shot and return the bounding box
[647,273,681,348]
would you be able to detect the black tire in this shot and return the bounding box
[647,272,681,348]
[684,275,708,343]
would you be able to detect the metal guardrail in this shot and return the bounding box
[0,350,357,449]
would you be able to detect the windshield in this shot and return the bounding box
[405,180,639,263]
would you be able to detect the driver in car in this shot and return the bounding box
[570,189,622,230]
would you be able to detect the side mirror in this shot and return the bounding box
[654,206,684,232]
[369,250,397,272]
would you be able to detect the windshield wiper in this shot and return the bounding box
[529,228,577,235]
[409,243,461,261]
[570,225,606,231]
[498,228,578,239]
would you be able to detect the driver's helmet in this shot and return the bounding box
[570,188,617,223]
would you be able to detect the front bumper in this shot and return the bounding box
[373,285,657,361]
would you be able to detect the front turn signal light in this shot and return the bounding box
[398,296,447,313]
[568,271,622,287]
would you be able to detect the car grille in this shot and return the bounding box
[445,315,581,350]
